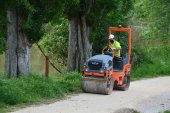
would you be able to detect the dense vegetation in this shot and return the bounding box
[130,0,170,79]
[131,46,170,80]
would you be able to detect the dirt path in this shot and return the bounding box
[12,77,170,113]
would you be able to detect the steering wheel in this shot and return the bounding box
[102,46,115,57]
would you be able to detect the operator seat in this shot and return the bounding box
[113,53,128,72]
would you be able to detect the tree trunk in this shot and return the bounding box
[5,10,31,77]
[67,16,92,72]
[17,13,32,75]
[67,17,78,71]
[5,10,18,77]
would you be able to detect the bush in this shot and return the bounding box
[131,45,153,68]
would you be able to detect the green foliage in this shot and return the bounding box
[131,46,170,80]
[164,110,170,113]
[129,0,170,80]
[21,0,63,43]
[0,37,6,54]
[0,7,7,54]
[0,72,81,109]
[131,46,153,67]
[64,0,80,17]
[89,0,133,54]
[39,18,68,66]
[0,0,64,44]
[131,0,170,39]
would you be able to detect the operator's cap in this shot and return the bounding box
[109,34,114,40]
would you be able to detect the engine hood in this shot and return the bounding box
[85,54,113,70]
[88,54,112,61]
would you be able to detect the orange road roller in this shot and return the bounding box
[81,26,132,94]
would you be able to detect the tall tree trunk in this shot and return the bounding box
[5,10,31,77]
[67,17,78,71]
[17,13,31,75]
[5,10,17,76]
[67,16,92,72]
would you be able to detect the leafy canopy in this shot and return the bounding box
[0,0,64,43]
[131,0,170,39]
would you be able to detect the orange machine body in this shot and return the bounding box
[82,26,132,86]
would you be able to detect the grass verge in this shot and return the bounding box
[164,110,170,113]
[131,62,170,81]
[131,46,170,80]
[0,72,81,113]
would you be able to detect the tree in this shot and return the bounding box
[0,0,63,77]
[39,18,68,72]
[64,0,133,71]
[128,0,170,68]
[131,0,170,40]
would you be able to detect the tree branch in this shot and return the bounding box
[35,43,62,73]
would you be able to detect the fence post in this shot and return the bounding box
[45,56,49,78]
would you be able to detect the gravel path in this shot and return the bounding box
[11,77,170,113]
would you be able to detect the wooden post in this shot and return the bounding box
[45,56,49,78]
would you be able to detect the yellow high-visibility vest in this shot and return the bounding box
[110,40,121,57]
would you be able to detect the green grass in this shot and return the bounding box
[131,46,170,80]
[164,110,170,113]
[131,63,170,80]
[0,72,81,113]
